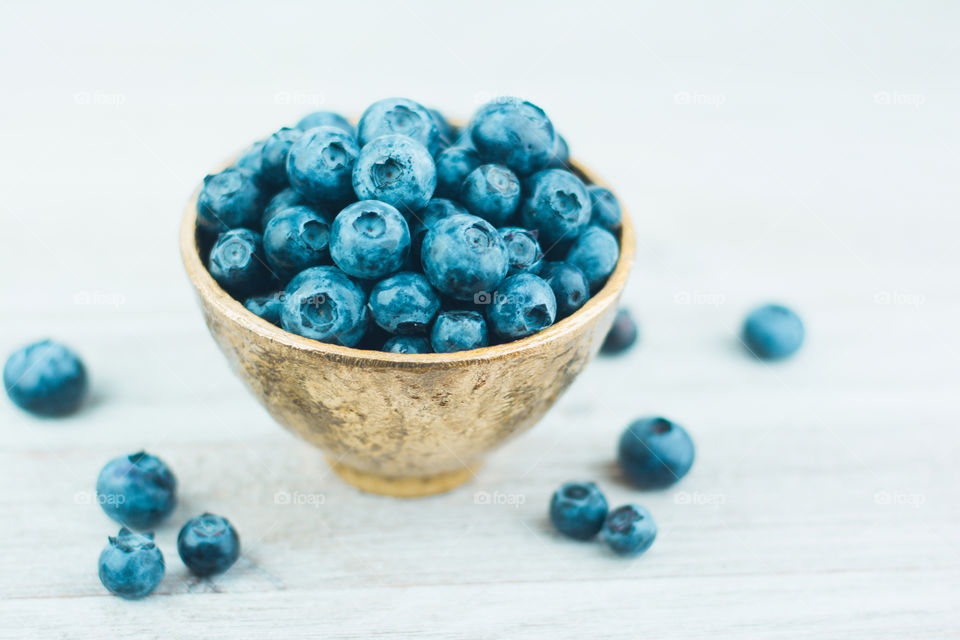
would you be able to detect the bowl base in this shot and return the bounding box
[328,459,479,497]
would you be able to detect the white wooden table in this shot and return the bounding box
[1,2,958,637]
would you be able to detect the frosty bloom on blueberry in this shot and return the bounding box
[4,340,88,416]
[96,452,177,530]
[98,528,165,599]
[549,481,609,540]
[196,97,625,353]
[178,513,241,577]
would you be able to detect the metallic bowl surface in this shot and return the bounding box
[180,156,635,496]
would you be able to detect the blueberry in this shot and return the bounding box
[281,266,368,346]
[520,169,591,248]
[177,513,241,577]
[369,272,440,334]
[566,226,619,292]
[741,304,805,360]
[547,134,569,168]
[430,311,489,352]
[98,528,165,599]
[460,164,521,226]
[357,97,440,154]
[588,185,622,231]
[260,127,302,189]
[330,200,410,280]
[96,452,177,529]
[539,261,589,318]
[234,140,267,185]
[286,126,360,206]
[197,168,263,233]
[383,335,432,354]
[486,273,556,339]
[601,308,638,354]
[429,108,457,149]
[295,110,355,136]
[4,340,87,416]
[261,187,305,230]
[499,227,544,276]
[421,214,508,301]
[602,505,657,556]
[470,97,556,175]
[434,146,481,199]
[208,228,270,296]
[618,417,695,489]
[409,198,469,265]
[549,481,608,540]
[244,292,285,325]
[352,134,436,214]
[263,205,331,278]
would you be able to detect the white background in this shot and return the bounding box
[1,1,958,638]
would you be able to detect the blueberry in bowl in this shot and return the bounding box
[182,98,634,496]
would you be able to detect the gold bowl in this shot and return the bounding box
[180,158,634,497]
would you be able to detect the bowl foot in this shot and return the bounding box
[327,459,479,497]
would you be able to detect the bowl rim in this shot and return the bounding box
[180,155,634,368]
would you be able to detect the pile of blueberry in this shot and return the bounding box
[549,416,695,556]
[95,452,240,599]
[197,97,624,353]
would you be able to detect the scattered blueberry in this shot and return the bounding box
[244,292,285,325]
[460,164,521,226]
[549,481,608,540]
[588,185,622,231]
[352,134,436,214]
[281,266,368,346]
[430,311,489,352]
[263,205,331,278]
[96,452,177,530]
[368,272,440,334]
[383,335,432,354]
[357,97,440,154]
[421,214,508,301]
[197,168,263,233]
[566,226,619,292]
[602,505,657,556]
[261,187,305,229]
[618,417,695,489]
[486,273,557,339]
[208,228,270,296]
[177,513,241,577]
[601,308,638,354]
[741,304,805,360]
[330,200,410,280]
[286,125,360,206]
[98,528,165,599]
[4,340,88,416]
[539,261,589,318]
[470,97,556,175]
[499,227,544,275]
[296,110,355,136]
[521,169,591,248]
